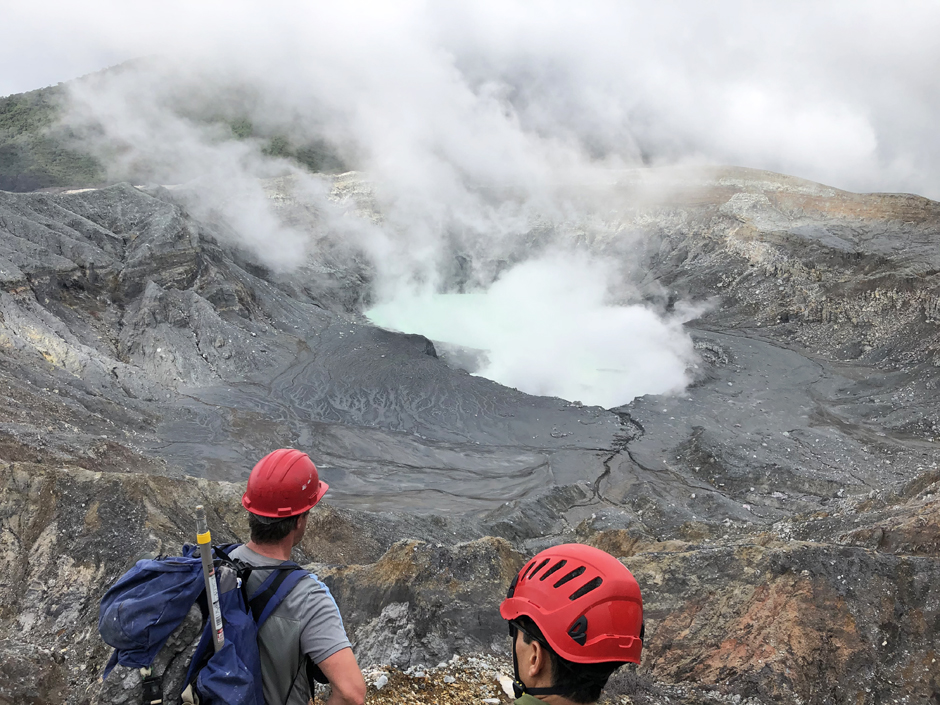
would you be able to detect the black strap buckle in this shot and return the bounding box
[140,666,163,705]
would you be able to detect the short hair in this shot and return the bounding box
[248,511,308,544]
[514,615,624,704]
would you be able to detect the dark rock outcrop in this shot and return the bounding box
[1,460,937,704]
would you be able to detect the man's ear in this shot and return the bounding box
[293,512,309,543]
[524,638,550,680]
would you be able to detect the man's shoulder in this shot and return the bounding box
[227,544,282,566]
[514,694,545,705]
[224,545,334,608]
[228,546,322,589]
[283,570,334,604]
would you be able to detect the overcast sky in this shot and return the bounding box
[4,1,940,199]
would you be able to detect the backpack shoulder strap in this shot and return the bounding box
[214,543,242,555]
[248,562,307,627]
[212,544,252,583]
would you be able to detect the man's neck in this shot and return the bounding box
[245,539,293,561]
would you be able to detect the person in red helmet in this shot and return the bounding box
[230,449,366,705]
[500,544,644,705]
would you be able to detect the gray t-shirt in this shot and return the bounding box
[229,545,352,705]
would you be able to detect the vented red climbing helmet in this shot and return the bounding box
[241,449,329,518]
[500,543,644,664]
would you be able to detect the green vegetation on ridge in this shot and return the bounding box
[0,85,104,191]
[0,78,346,193]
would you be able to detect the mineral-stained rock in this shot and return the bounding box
[635,542,940,703]
[315,537,525,667]
[1,460,938,704]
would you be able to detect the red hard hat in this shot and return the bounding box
[241,449,329,518]
[500,544,643,664]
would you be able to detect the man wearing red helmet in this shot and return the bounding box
[230,449,366,705]
[500,544,644,704]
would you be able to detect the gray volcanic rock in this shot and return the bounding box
[1,167,940,704]
[0,183,622,513]
[95,605,203,705]
[573,167,940,540]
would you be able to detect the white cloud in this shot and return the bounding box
[4,1,939,197]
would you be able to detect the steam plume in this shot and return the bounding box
[9,1,937,405]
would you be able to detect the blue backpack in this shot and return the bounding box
[99,543,308,705]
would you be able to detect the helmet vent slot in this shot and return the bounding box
[569,576,603,600]
[520,560,538,581]
[539,559,567,581]
[528,558,551,580]
[553,566,586,588]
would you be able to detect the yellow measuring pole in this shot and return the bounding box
[195,505,225,652]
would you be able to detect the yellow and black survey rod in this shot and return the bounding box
[195,505,225,652]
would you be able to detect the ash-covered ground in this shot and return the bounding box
[0,166,938,704]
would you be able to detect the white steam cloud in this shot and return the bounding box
[5,1,939,405]
[367,253,700,408]
[4,1,940,197]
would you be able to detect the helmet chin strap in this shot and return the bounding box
[510,625,569,699]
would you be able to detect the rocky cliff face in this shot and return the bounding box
[0,167,938,704]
